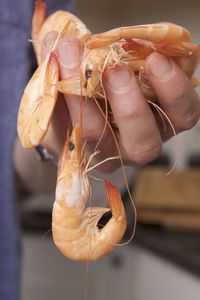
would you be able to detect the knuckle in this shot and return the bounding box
[97,161,119,174]
[82,124,103,142]
[126,143,162,165]
[178,110,200,131]
[116,102,142,121]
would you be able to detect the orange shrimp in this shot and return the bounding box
[52,125,127,261]
[17,0,91,148]
[85,23,191,49]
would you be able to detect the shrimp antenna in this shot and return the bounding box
[41,228,52,253]
[91,46,138,247]
[84,155,120,174]
[81,139,88,156]
[148,100,181,175]
[84,150,101,172]
[28,38,50,53]
[84,262,89,300]
[88,50,113,159]
[88,174,104,182]
[92,96,137,247]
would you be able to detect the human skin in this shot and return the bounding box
[14,33,200,190]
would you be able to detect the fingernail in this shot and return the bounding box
[58,41,80,69]
[149,54,173,80]
[105,67,133,93]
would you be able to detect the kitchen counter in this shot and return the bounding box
[134,224,200,277]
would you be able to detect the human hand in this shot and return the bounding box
[42,33,200,172]
[102,51,200,169]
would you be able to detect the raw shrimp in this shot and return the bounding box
[52,125,127,261]
[17,0,91,148]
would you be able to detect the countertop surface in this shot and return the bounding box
[134,224,200,277]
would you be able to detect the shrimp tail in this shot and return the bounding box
[31,0,47,64]
[105,180,126,221]
[32,0,47,40]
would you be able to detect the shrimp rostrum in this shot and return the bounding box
[52,125,127,261]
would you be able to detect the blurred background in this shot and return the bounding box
[21,0,200,299]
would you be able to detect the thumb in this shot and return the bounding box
[57,36,82,79]
[57,36,85,126]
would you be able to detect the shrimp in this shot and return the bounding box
[17,0,91,148]
[52,124,127,261]
[57,23,200,101]
[85,22,191,49]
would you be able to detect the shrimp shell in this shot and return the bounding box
[17,0,91,148]
[52,125,127,261]
[85,23,191,49]
[17,52,59,148]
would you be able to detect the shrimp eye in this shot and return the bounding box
[85,69,92,79]
[69,141,75,151]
